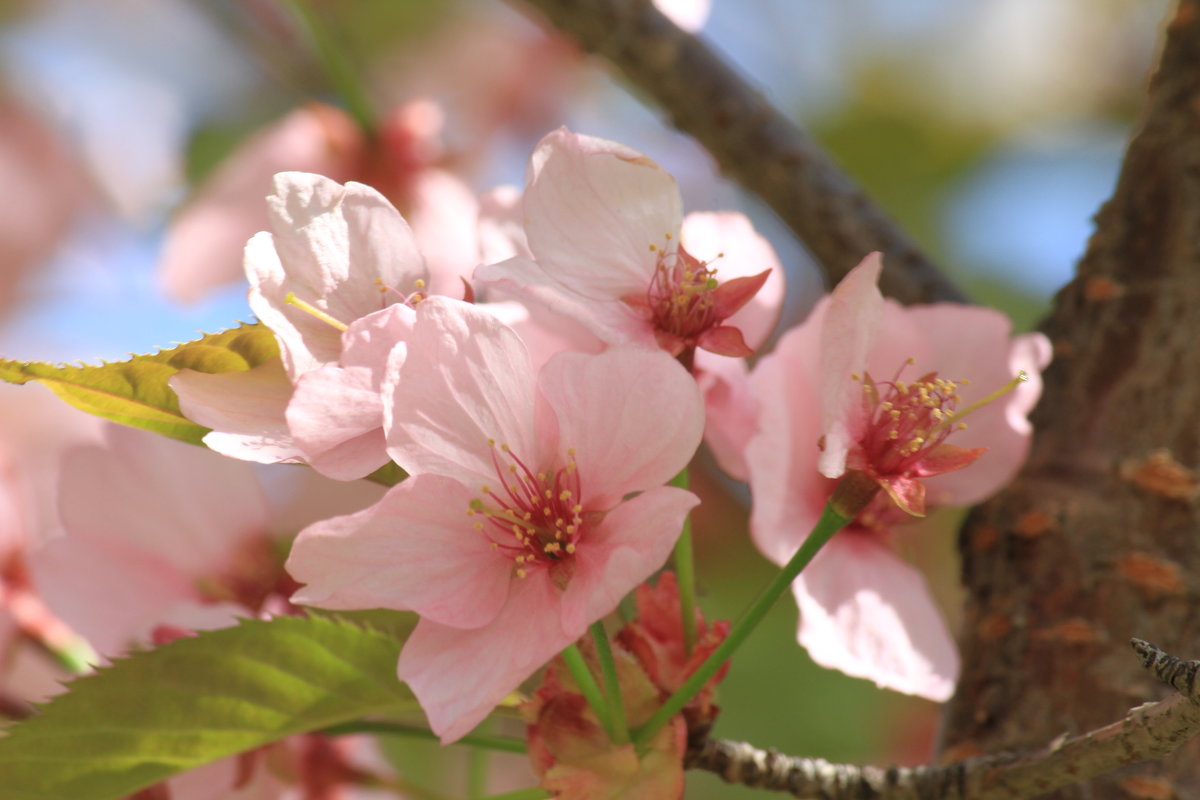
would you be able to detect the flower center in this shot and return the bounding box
[854,359,1027,477]
[855,361,965,475]
[468,441,584,580]
[646,236,721,342]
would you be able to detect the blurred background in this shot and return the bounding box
[0,0,1170,797]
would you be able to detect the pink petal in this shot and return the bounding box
[877,474,926,517]
[407,167,480,296]
[792,532,958,701]
[56,425,269,570]
[159,105,360,305]
[387,297,544,489]
[477,185,530,263]
[399,574,570,742]
[913,444,987,478]
[31,534,197,657]
[696,325,753,358]
[538,347,703,507]
[745,320,832,565]
[287,474,511,629]
[170,360,305,465]
[523,128,682,299]
[559,486,699,636]
[680,212,785,350]
[287,365,388,481]
[694,352,758,482]
[901,306,1052,506]
[476,255,654,349]
[818,252,884,479]
[249,172,429,378]
[287,305,414,480]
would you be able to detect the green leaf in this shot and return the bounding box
[0,615,415,800]
[0,323,279,445]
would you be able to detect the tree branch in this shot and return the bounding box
[517,0,966,305]
[687,640,1200,799]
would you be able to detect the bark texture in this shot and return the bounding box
[945,4,1200,798]
[518,0,966,305]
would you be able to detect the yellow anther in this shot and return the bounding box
[572,504,583,513]
[473,522,483,531]
[414,278,426,289]
[565,543,576,554]
[516,568,527,579]
[500,443,510,452]
[559,490,572,500]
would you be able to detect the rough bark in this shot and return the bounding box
[945,4,1200,798]
[517,0,966,305]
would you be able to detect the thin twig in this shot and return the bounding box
[518,0,966,305]
[688,640,1200,799]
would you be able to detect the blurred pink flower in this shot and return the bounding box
[742,253,1051,700]
[159,101,478,304]
[287,297,703,741]
[0,95,92,318]
[475,129,784,365]
[30,423,390,798]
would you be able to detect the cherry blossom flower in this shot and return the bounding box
[286,297,704,741]
[28,423,390,799]
[743,253,1051,700]
[159,101,478,305]
[170,171,430,476]
[475,129,784,366]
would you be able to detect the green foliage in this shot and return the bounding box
[0,323,278,445]
[0,615,415,800]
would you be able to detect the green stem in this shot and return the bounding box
[468,719,492,798]
[286,0,378,136]
[631,501,850,750]
[321,720,526,754]
[561,642,614,741]
[475,789,550,800]
[669,468,698,654]
[590,622,630,745]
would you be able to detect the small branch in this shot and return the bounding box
[688,640,1200,799]
[518,0,965,305]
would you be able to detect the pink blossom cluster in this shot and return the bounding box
[0,121,1050,799]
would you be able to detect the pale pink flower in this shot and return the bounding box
[171,171,429,475]
[475,129,784,365]
[287,297,704,741]
[159,101,478,304]
[32,423,278,655]
[29,423,390,799]
[743,253,1051,700]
